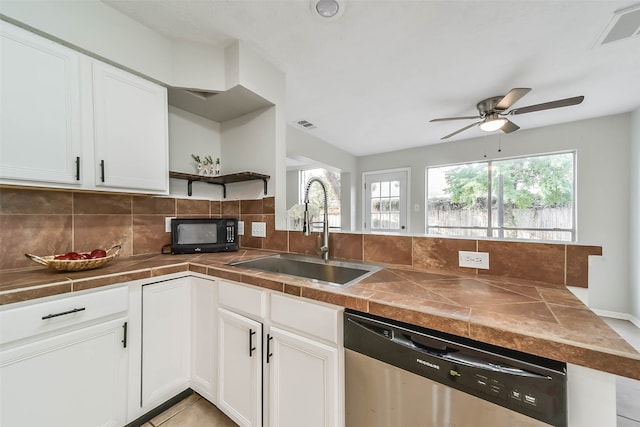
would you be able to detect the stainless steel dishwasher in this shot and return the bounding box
[344,310,567,427]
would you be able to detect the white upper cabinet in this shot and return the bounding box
[92,61,168,193]
[0,21,82,185]
[0,21,169,194]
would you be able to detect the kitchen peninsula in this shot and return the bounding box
[2,249,638,381]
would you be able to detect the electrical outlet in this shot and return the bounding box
[237,221,244,236]
[165,217,176,233]
[251,222,266,238]
[458,251,490,269]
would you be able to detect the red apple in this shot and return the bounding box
[64,252,82,260]
[90,249,107,259]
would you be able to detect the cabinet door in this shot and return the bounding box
[191,277,217,403]
[217,307,262,427]
[142,278,190,407]
[268,326,342,427]
[0,318,128,427]
[92,60,168,193]
[0,21,82,185]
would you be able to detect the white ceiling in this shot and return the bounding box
[104,0,640,157]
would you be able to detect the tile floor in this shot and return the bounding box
[603,318,640,427]
[140,393,237,427]
[147,318,640,427]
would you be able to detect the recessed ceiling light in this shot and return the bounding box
[315,0,340,18]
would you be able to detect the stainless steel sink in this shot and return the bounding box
[228,254,382,288]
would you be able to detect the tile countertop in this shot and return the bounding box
[1,249,639,381]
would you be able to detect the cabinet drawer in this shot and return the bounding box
[271,293,342,345]
[218,280,265,318]
[0,286,128,346]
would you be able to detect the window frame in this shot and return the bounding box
[298,167,342,230]
[362,168,410,233]
[425,150,577,242]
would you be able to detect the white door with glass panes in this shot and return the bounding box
[364,171,408,232]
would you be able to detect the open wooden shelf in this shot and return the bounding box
[169,171,270,198]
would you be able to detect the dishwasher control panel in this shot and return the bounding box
[344,310,567,427]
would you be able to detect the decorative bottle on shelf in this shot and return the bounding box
[215,158,221,175]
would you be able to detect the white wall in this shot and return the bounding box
[630,108,640,323]
[286,170,300,210]
[358,114,632,314]
[220,107,276,200]
[168,106,223,199]
[0,0,225,89]
[225,40,287,222]
[286,126,359,230]
[287,126,358,174]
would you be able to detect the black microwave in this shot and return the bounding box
[170,218,239,254]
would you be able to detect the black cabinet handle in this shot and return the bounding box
[122,321,128,348]
[42,307,86,320]
[249,329,256,357]
[75,156,80,181]
[100,160,105,182]
[266,334,274,363]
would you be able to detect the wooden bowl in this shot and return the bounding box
[25,245,121,272]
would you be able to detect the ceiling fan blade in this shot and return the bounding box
[495,88,532,111]
[430,116,480,122]
[441,121,481,140]
[510,96,585,115]
[500,119,520,134]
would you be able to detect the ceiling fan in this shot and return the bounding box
[430,88,584,140]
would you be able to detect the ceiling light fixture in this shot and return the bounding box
[315,0,340,18]
[479,114,507,132]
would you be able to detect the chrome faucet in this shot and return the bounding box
[302,177,329,261]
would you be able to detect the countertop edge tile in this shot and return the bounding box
[0,282,73,305]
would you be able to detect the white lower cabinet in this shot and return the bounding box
[141,278,191,408]
[0,275,344,427]
[0,286,129,427]
[268,326,340,427]
[217,307,263,427]
[215,280,345,427]
[268,292,345,427]
[191,277,218,403]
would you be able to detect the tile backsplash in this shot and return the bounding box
[0,186,601,287]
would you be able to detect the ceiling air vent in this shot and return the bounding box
[597,3,640,45]
[296,119,317,130]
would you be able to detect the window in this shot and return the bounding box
[426,152,575,241]
[299,168,341,230]
[364,170,408,232]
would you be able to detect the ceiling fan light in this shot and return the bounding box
[479,116,507,132]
